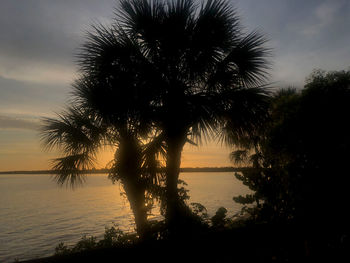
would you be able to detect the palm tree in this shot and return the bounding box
[106,0,270,224]
[41,76,165,240]
[43,0,270,231]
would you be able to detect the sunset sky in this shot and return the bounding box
[1,0,349,171]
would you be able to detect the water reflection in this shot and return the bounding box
[0,172,250,262]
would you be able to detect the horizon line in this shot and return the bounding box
[0,166,251,174]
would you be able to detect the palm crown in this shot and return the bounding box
[77,0,270,139]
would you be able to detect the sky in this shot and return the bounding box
[0,0,349,171]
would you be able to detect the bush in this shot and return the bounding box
[54,225,137,256]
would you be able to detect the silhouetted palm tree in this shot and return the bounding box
[91,0,270,224]
[41,76,165,239]
[43,0,270,230]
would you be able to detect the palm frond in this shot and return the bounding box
[185,91,225,145]
[41,107,109,187]
[218,85,271,147]
[141,132,166,185]
[186,0,238,79]
[118,0,165,53]
[197,0,238,48]
[77,23,119,74]
[225,30,271,87]
[74,22,164,134]
[230,149,249,165]
[51,153,94,187]
[41,107,106,154]
[168,0,195,19]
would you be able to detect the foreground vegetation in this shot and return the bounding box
[20,213,349,263]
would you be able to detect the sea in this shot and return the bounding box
[0,172,251,262]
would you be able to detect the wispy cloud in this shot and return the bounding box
[301,0,344,37]
[0,60,74,85]
[0,115,40,130]
[0,0,114,85]
[0,75,69,118]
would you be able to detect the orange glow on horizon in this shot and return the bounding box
[0,137,232,172]
[94,141,232,169]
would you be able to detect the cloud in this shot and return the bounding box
[235,0,350,87]
[0,60,74,85]
[0,115,40,130]
[301,1,343,36]
[0,0,115,84]
[0,75,69,117]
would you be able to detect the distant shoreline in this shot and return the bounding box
[0,167,249,175]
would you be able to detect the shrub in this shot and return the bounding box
[54,225,136,256]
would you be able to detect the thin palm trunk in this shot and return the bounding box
[165,135,187,224]
[122,178,149,240]
[113,135,150,240]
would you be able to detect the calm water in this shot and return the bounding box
[0,172,250,262]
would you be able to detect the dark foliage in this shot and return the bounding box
[232,70,350,259]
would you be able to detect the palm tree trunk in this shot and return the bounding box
[123,180,149,240]
[165,136,187,225]
[116,134,150,240]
